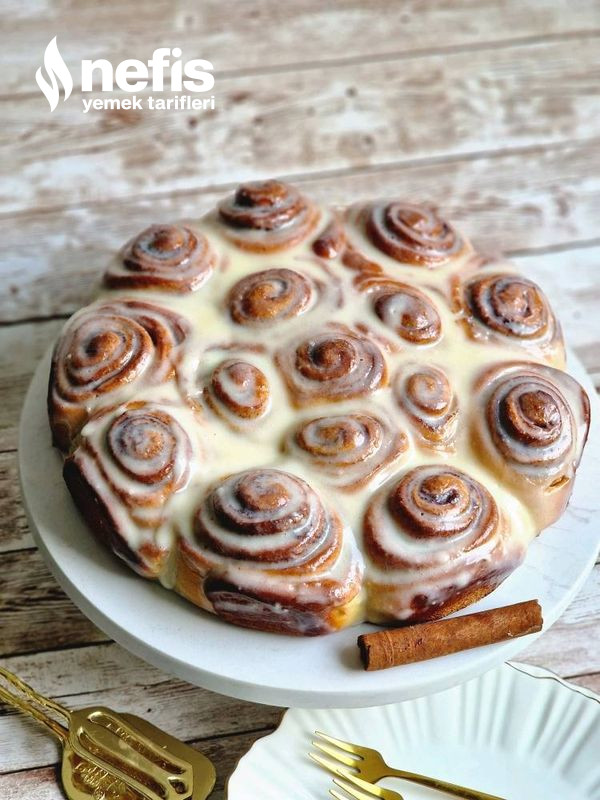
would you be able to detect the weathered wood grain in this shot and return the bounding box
[0,319,63,451]
[0,644,281,771]
[4,140,600,321]
[571,672,600,693]
[0,549,105,655]
[3,37,600,215]
[2,0,600,96]
[521,566,600,675]
[0,728,271,800]
[0,565,597,770]
[0,451,32,553]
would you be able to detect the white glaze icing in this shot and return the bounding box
[51,189,589,629]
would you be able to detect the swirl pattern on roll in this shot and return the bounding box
[363,201,466,266]
[394,363,458,449]
[289,412,409,491]
[276,325,387,406]
[48,299,190,451]
[205,359,270,429]
[63,402,194,577]
[363,465,520,623]
[472,362,589,529]
[228,268,314,325]
[358,276,442,344]
[176,468,363,634]
[105,224,216,292]
[458,271,564,363]
[218,180,319,252]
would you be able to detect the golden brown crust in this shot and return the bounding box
[312,216,346,259]
[63,455,167,577]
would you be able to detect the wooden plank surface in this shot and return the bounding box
[0,730,271,800]
[1,1,600,797]
[2,0,600,96]
[4,140,600,322]
[0,644,281,772]
[3,36,600,214]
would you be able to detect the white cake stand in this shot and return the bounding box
[19,347,600,708]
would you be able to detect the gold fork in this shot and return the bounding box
[311,731,506,800]
[331,770,404,800]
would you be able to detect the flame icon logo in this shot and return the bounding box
[36,37,73,111]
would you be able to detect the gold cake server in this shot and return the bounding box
[0,665,216,800]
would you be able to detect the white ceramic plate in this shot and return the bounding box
[228,662,600,799]
[19,349,600,708]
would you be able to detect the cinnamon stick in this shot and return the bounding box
[358,600,543,671]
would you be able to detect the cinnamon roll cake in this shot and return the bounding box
[49,178,590,634]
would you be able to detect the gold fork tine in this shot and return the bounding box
[312,739,360,767]
[332,779,376,800]
[309,751,355,775]
[315,730,364,756]
[330,791,347,800]
[313,730,506,800]
[334,772,403,800]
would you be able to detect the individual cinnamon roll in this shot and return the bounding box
[456,271,564,365]
[105,224,216,292]
[175,468,364,634]
[361,201,467,266]
[288,412,409,491]
[227,268,314,325]
[358,276,442,344]
[393,363,458,449]
[204,358,270,430]
[63,402,196,577]
[217,180,319,252]
[276,325,387,407]
[472,362,590,528]
[48,299,190,451]
[364,465,524,623]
